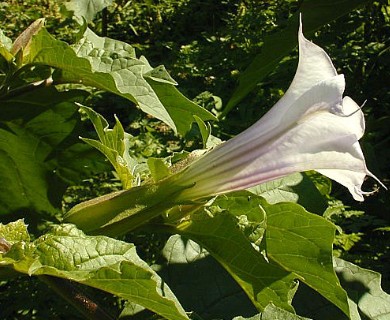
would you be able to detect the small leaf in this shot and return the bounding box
[0,219,30,243]
[147,157,170,182]
[11,18,45,56]
[62,0,113,23]
[193,115,210,148]
[0,29,13,61]
[81,106,137,188]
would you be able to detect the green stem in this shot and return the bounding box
[39,275,114,320]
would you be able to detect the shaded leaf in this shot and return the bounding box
[0,87,91,215]
[193,115,211,148]
[157,235,257,319]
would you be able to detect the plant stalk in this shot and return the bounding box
[39,275,114,320]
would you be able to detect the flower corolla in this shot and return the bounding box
[173,22,385,202]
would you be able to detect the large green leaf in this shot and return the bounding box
[175,194,350,317]
[265,202,350,317]
[176,209,298,313]
[224,0,370,114]
[27,27,176,130]
[28,27,214,135]
[0,221,189,320]
[0,86,99,215]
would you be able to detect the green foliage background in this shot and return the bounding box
[0,0,389,319]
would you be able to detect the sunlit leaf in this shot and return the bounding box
[176,209,298,312]
[80,106,137,188]
[233,303,311,320]
[61,0,113,23]
[248,172,327,214]
[1,223,189,320]
[265,202,350,317]
[28,27,177,131]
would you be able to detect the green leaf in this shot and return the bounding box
[61,0,113,23]
[265,202,350,317]
[142,59,216,135]
[1,223,189,320]
[80,106,137,188]
[248,172,327,214]
[0,219,30,243]
[147,157,170,182]
[0,29,13,61]
[176,209,298,313]
[193,115,211,148]
[334,257,390,320]
[27,27,214,135]
[233,303,311,320]
[157,235,257,319]
[225,0,371,114]
[0,86,92,215]
[28,27,178,132]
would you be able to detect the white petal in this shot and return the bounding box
[171,21,384,202]
[251,20,339,134]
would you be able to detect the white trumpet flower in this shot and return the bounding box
[174,21,385,202]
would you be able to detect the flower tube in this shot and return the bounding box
[173,22,385,202]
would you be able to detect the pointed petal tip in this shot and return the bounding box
[353,171,387,201]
